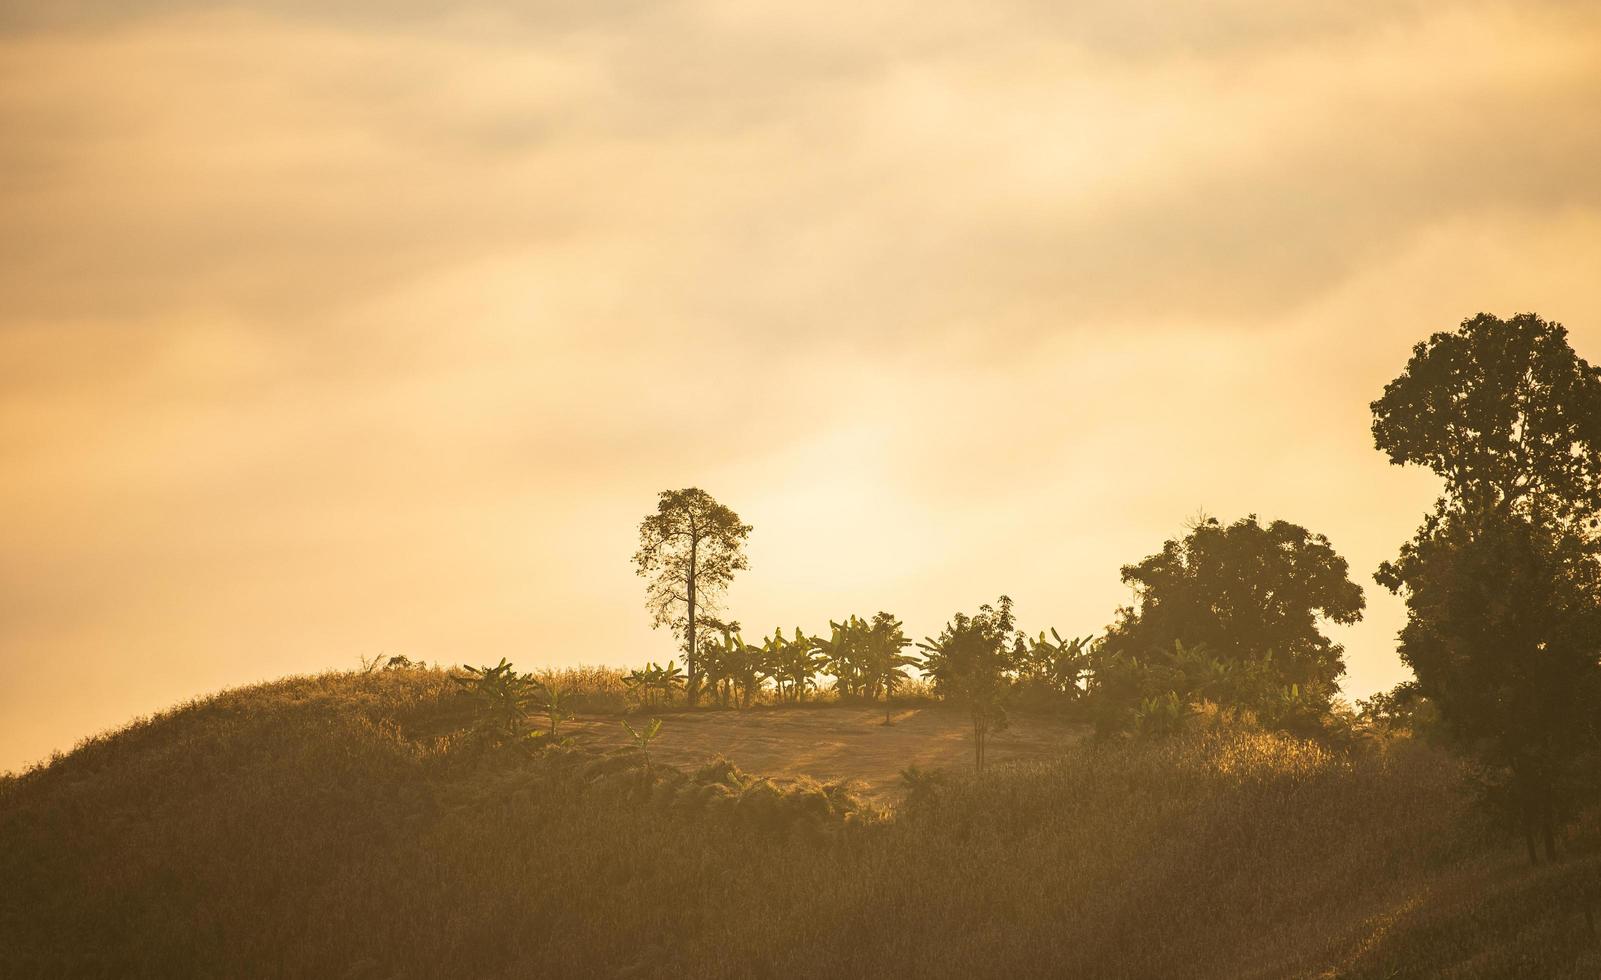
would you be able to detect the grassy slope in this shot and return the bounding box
[2,669,1598,978]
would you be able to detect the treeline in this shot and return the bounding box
[629,509,1370,770]
[632,312,1601,860]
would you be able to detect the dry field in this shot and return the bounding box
[568,703,1083,801]
[7,670,1600,977]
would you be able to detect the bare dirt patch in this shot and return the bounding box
[567,704,1084,802]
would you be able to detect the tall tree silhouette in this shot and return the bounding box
[633,488,752,705]
[1374,312,1601,862]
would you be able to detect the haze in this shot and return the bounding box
[3,0,1601,772]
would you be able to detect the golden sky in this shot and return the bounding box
[4,0,1601,770]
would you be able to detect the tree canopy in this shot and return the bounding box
[1103,515,1365,693]
[1371,311,1601,528]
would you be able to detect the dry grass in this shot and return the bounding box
[566,701,1081,802]
[3,668,1598,978]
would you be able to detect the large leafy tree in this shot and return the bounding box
[1373,312,1601,862]
[1103,515,1365,698]
[1372,312,1601,529]
[633,488,753,704]
[1378,510,1601,862]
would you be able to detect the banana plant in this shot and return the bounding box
[1135,690,1187,738]
[1027,629,1096,697]
[536,683,576,737]
[656,660,686,704]
[783,628,823,702]
[622,717,663,782]
[862,613,918,724]
[622,660,687,708]
[453,659,546,740]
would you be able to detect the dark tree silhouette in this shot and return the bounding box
[1372,312,1601,529]
[1373,312,1601,862]
[1103,514,1365,699]
[1378,510,1601,862]
[633,488,752,705]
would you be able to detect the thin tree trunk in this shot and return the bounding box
[686,531,698,706]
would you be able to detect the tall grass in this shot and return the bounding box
[2,669,1597,978]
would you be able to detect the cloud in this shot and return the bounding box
[2,0,1600,768]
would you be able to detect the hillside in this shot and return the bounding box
[3,668,1598,978]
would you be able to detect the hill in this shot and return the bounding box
[2,668,1598,978]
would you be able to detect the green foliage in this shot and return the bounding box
[1019,628,1094,701]
[536,683,576,738]
[812,612,920,720]
[919,596,1020,770]
[812,615,873,697]
[1134,690,1187,738]
[760,627,823,703]
[1101,514,1365,706]
[453,659,546,742]
[1083,639,1343,740]
[1355,681,1442,739]
[621,717,663,778]
[622,660,686,708]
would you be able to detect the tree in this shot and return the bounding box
[1373,312,1601,862]
[1103,514,1365,704]
[633,489,753,705]
[919,597,1021,771]
[1372,312,1601,530]
[1379,510,1601,861]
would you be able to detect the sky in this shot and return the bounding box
[3,0,1601,771]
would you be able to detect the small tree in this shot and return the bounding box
[633,489,753,705]
[920,597,1021,771]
